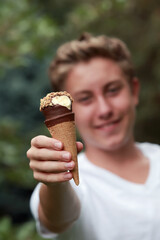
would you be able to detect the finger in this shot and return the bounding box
[33,171,73,184]
[31,135,63,150]
[30,160,75,173]
[27,148,72,162]
[76,141,84,153]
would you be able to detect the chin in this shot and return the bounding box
[91,135,130,152]
[99,143,122,152]
[105,143,124,152]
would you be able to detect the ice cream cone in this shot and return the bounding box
[40,91,79,185]
[48,121,79,185]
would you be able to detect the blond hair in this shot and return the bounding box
[49,33,135,91]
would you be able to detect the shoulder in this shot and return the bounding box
[137,142,160,159]
[137,142,160,151]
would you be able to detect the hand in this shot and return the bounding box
[27,135,83,185]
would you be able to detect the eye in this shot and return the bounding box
[78,96,90,102]
[76,95,92,104]
[109,87,119,93]
[107,85,122,96]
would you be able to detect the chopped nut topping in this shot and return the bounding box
[40,91,73,111]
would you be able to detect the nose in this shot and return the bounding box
[96,96,113,119]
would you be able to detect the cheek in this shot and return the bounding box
[116,97,136,127]
[74,111,83,127]
[73,104,92,128]
[113,93,134,114]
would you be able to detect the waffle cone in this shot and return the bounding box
[48,121,79,185]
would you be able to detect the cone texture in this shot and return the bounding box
[48,121,79,185]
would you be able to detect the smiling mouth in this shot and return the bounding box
[94,119,121,129]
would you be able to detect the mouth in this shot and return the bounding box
[94,118,121,131]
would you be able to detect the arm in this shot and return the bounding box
[39,182,81,233]
[27,135,83,233]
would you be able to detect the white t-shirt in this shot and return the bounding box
[30,142,160,240]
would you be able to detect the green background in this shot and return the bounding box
[0,0,160,239]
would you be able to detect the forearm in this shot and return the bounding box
[27,135,83,233]
[38,182,81,233]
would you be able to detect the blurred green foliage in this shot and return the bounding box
[0,0,60,68]
[0,217,43,240]
[0,0,160,238]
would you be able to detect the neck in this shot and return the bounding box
[85,140,150,184]
[85,140,141,171]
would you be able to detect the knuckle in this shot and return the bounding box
[31,136,39,146]
[33,171,39,180]
[33,171,44,182]
[26,149,32,159]
[29,161,32,169]
[26,150,30,158]
[29,161,34,170]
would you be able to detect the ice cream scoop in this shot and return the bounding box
[40,91,79,185]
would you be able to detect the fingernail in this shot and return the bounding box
[64,172,72,180]
[65,161,74,169]
[54,142,62,149]
[62,152,71,160]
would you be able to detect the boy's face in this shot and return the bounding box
[65,57,139,152]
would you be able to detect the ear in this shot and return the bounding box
[131,77,140,106]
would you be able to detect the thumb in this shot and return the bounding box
[76,141,84,153]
